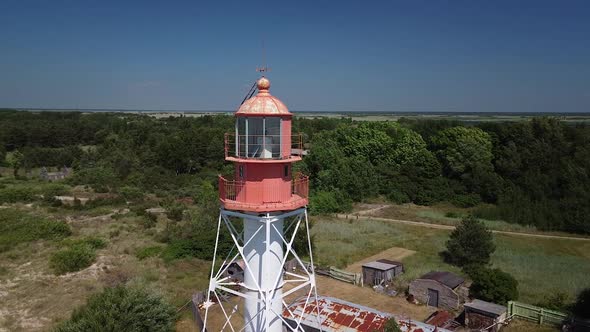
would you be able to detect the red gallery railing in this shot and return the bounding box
[219,173,309,211]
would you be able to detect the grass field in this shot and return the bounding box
[311,216,590,305]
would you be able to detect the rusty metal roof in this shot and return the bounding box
[418,271,464,289]
[283,296,452,332]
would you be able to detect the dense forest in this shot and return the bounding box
[1,110,589,234]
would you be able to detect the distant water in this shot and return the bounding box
[9,108,590,117]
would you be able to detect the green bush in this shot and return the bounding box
[444,211,461,218]
[386,190,410,204]
[119,186,144,201]
[451,193,481,208]
[0,186,35,203]
[142,212,158,229]
[50,244,96,275]
[60,236,107,250]
[468,267,519,304]
[54,285,175,332]
[382,318,402,332]
[136,246,163,260]
[165,203,185,222]
[42,184,71,198]
[0,208,71,252]
[472,204,503,221]
[309,190,352,215]
[572,288,590,319]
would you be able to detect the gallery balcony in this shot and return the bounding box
[218,173,309,212]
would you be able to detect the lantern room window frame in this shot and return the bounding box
[235,116,283,159]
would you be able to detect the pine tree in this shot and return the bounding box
[444,215,495,267]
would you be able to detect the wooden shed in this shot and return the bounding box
[222,259,245,283]
[361,259,403,286]
[409,271,468,310]
[464,299,507,332]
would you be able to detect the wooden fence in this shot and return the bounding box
[508,301,567,326]
[302,261,361,285]
[507,301,590,329]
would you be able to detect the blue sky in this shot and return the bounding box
[1,0,589,112]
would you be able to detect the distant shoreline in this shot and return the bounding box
[2,108,590,117]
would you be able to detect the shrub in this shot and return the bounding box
[84,196,126,209]
[0,186,35,203]
[119,186,144,201]
[386,190,410,204]
[309,190,352,215]
[0,208,71,252]
[472,204,503,221]
[572,288,590,319]
[444,211,460,218]
[142,212,158,229]
[451,193,481,208]
[136,246,163,260]
[50,244,96,275]
[54,285,175,332]
[61,236,107,250]
[382,318,402,332]
[42,184,70,198]
[443,215,495,267]
[165,203,185,222]
[534,292,569,311]
[468,267,519,304]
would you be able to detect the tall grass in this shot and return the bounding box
[312,217,590,304]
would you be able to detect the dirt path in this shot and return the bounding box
[338,207,590,242]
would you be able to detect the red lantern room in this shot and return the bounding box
[219,77,309,212]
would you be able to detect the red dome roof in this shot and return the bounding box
[236,77,291,116]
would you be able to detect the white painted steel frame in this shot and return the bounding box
[202,208,322,332]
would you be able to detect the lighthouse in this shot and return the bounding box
[203,77,320,332]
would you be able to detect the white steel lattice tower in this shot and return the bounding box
[202,77,321,332]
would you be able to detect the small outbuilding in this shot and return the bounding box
[361,259,403,286]
[464,299,507,332]
[409,271,468,310]
[222,259,245,282]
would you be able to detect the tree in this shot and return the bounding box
[382,318,402,332]
[572,288,590,319]
[54,285,175,332]
[444,215,495,267]
[431,126,494,177]
[6,149,24,177]
[469,267,519,304]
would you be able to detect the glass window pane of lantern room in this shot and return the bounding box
[265,117,281,158]
[247,118,264,158]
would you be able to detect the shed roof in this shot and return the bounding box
[283,295,451,332]
[362,260,400,271]
[419,271,465,289]
[464,299,507,316]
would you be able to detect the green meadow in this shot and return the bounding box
[311,217,590,304]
